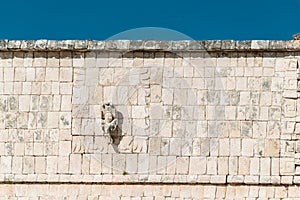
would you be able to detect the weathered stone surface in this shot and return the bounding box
[0,40,299,192]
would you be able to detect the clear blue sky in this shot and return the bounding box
[1,0,300,40]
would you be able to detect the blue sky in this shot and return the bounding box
[0,0,300,40]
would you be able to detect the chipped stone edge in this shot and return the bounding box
[0,40,300,52]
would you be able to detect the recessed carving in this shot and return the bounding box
[101,103,119,144]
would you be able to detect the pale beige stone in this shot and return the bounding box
[33,143,44,156]
[14,68,26,81]
[35,157,46,174]
[46,156,58,174]
[176,157,189,175]
[60,52,72,66]
[217,157,228,175]
[47,112,59,128]
[280,158,295,175]
[47,52,60,67]
[250,158,259,175]
[22,156,34,174]
[19,95,30,111]
[137,154,149,174]
[12,156,22,174]
[230,138,241,156]
[265,139,280,157]
[57,156,69,173]
[189,157,206,175]
[207,157,217,175]
[219,138,229,156]
[45,68,59,81]
[69,154,81,174]
[242,139,254,156]
[59,141,71,156]
[238,157,250,175]
[60,83,72,94]
[33,52,47,67]
[229,157,238,175]
[261,158,271,176]
[4,68,14,81]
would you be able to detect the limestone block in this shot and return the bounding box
[47,112,59,128]
[124,154,137,174]
[8,96,18,111]
[33,53,47,67]
[12,156,22,174]
[59,112,71,129]
[133,137,148,153]
[69,154,81,174]
[14,68,26,82]
[72,136,86,154]
[4,82,13,94]
[58,67,73,82]
[280,158,295,175]
[22,156,34,174]
[203,185,216,199]
[176,157,189,175]
[59,141,71,156]
[281,176,293,184]
[58,52,72,67]
[217,157,228,175]
[230,139,241,156]
[4,68,14,81]
[149,106,163,120]
[117,136,133,153]
[33,142,44,156]
[251,40,269,49]
[112,154,126,174]
[283,99,297,118]
[249,158,259,175]
[148,137,161,155]
[46,156,59,175]
[45,68,59,81]
[131,106,147,119]
[219,138,230,156]
[137,154,149,174]
[252,121,266,139]
[225,106,236,120]
[244,175,259,184]
[57,156,69,174]
[264,139,280,157]
[206,157,217,175]
[101,154,112,174]
[40,82,51,95]
[157,156,167,175]
[60,83,72,95]
[165,156,176,175]
[227,175,244,183]
[167,138,180,156]
[271,158,280,176]
[242,139,254,156]
[236,77,247,90]
[235,185,249,199]
[238,157,250,175]
[189,157,206,175]
[34,157,46,174]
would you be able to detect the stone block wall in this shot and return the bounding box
[0,40,300,199]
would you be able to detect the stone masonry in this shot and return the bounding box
[1,40,300,199]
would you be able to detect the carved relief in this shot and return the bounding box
[101,103,119,144]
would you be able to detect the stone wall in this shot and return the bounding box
[1,40,300,199]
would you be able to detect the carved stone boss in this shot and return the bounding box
[101,103,118,144]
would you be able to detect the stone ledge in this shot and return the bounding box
[0,40,299,52]
[0,174,297,185]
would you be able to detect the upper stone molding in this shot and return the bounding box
[0,40,300,52]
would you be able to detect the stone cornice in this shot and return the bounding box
[0,40,300,52]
